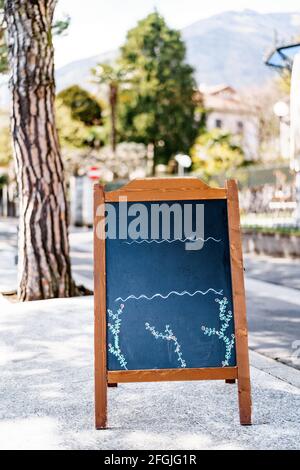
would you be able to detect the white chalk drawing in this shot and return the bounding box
[124,236,221,245]
[107,303,128,370]
[145,323,186,368]
[201,297,235,367]
[115,287,223,303]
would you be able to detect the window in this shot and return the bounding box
[215,119,222,128]
[237,121,244,132]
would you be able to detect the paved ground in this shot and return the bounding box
[244,254,300,291]
[0,218,94,292]
[1,218,300,449]
[1,218,300,370]
[1,295,300,450]
[244,255,300,370]
[246,278,300,369]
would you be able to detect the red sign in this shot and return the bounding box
[88,166,102,180]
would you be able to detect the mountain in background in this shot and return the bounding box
[55,49,117,94]
[182,9,300,88]
[55,9,300,93]
[0,9,299,109]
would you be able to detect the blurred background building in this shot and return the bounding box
[200,84,260,161]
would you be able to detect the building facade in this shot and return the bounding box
[200,84,260,161]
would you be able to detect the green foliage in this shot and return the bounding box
[0,173,8,189]
[118,12,198,165]
[190,129,244,182]
[91,62,125,88]
[56,99,90,149]
[56,97,105,150]
[0,118,12,167]
[56,85,105,150]
[276,68,291,94]
[0,1,8,73]
[83,125,106,149]
[242,225,300,237]
[57,85,102,126]
[52,14,71,36]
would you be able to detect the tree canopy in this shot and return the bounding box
[118,12,198,165]
[55,100,90,149]
[91,63,126,151]
[57,85,102,126]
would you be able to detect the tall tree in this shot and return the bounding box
[91,63,124,152]
[119,12,198,167]
[3,0,75,300]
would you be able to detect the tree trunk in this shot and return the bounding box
[109,83,117,152]
[4,0,75,300]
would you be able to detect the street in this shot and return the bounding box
[1,217,300,371]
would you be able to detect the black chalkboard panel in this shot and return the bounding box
[106,199,236,371]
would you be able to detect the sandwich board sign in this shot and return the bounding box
[93,178,251,428]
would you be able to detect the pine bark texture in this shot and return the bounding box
[4,0,75,300]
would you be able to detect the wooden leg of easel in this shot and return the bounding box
[237,374,251,425]
[94,184,108,429]
[108,383,118,387]
[225,379,236,384]
[226,180,252,426]
[95,372,107,429]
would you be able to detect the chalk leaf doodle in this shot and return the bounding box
[145,323,187,368]
[201,297,235,367]
[107,304,128,370]
[115,287,223,303]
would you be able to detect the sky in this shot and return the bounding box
[54,0,300,69]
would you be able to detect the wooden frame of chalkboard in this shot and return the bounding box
[94,178,251,429]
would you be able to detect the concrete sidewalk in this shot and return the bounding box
[0,295,299,450]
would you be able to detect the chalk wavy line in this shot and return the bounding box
[115,288,223,303]
[124,237,221,245]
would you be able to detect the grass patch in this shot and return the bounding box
[242,225,300,237]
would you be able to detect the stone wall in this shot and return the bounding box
[242,230,300,258]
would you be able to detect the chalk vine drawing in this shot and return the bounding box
[107,303,128,370]
[124,236,221,245]
[145,322,186,368]
[115,287,223,303]
[201,297,235,367]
